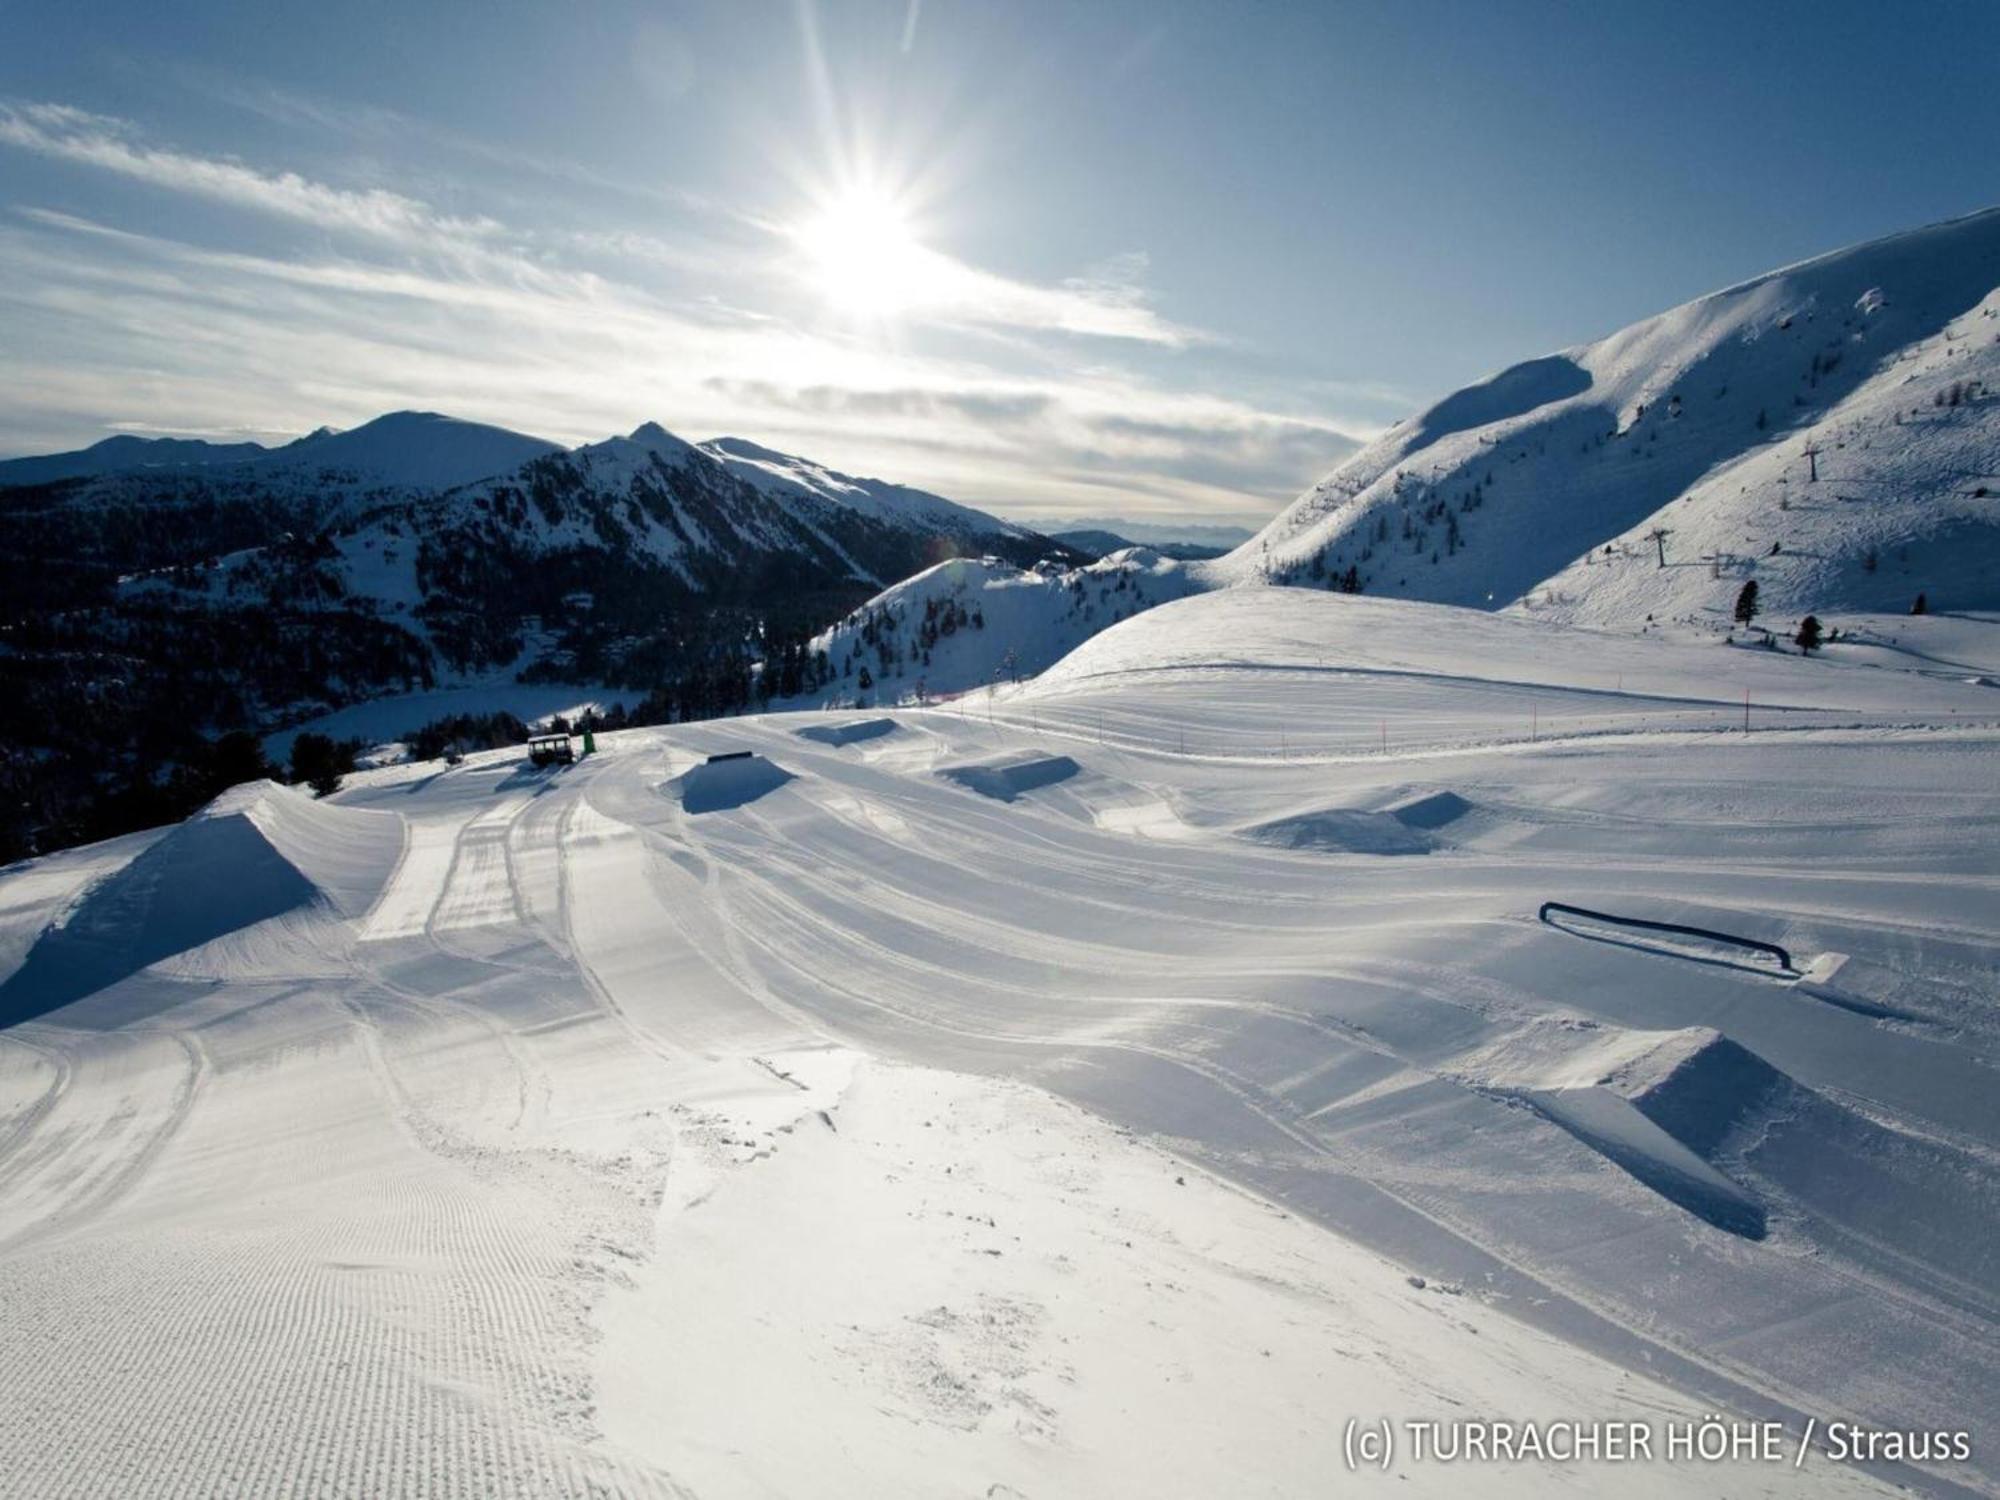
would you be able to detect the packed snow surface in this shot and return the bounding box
[1,589,1994,1497]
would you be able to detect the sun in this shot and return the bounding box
[793,182,937,321]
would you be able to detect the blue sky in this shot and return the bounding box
[0,0,1993,525]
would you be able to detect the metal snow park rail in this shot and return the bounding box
[1538,901,1794,974]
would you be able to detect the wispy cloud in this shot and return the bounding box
[0,98,1372,520]
[0,100,503,248]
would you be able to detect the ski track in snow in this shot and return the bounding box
[0,590,1995,1497]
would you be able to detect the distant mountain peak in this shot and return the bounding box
[257,411,563,489]
[625,421,693,455]
[0,432,271,488]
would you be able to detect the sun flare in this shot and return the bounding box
[793,183,936,320]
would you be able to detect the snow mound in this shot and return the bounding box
[0,782,399,1020]
[1241,809,1435,855]
[795,717,900,748]
[937,752,1081,803]
[668,754,796,813]
[1463,1017,1997,1294]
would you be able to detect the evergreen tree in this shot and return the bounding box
[1911,592,1929,616]
[210,731,275,791]
[1795,615,1824,654]
[1733,579,1760,627]
[288,731,351,798]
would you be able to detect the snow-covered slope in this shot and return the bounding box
[700,436,1039,548]
[802,548,1202,704]
[1218,206,2000,629]
[1034,586,1995,716]
[786,206,2000,706]
[3,584,1991,1495]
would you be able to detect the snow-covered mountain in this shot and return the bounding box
[0,411,563,494]
[698,436,1038,551]
[0,432,270,486]
[799,549,1201,705]
[249,410,564,490]
[1215,206,2000,630]
[194,421,1074,678]
[1050,528,1231,561]
[1,414,1075,858]
[805,205,2000,699]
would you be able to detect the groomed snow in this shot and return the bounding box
[1,588,1994,1496]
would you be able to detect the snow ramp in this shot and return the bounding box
[1241,809,1435,856]
[668,754,796,814]
[1458,1024,1782,1238]
[1457,1018,2000,1297]
[937,752,1080,803]
[0,782,400,1022]
[1241,789,1473,856]
[795,717,899,748]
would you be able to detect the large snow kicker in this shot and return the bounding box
[0,783,398,1021]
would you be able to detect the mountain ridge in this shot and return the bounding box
[1214,204,2000,629]
[0,416,1077,859]
[786,204,2000,707]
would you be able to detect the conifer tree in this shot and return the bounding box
[1733,579,1760,627]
